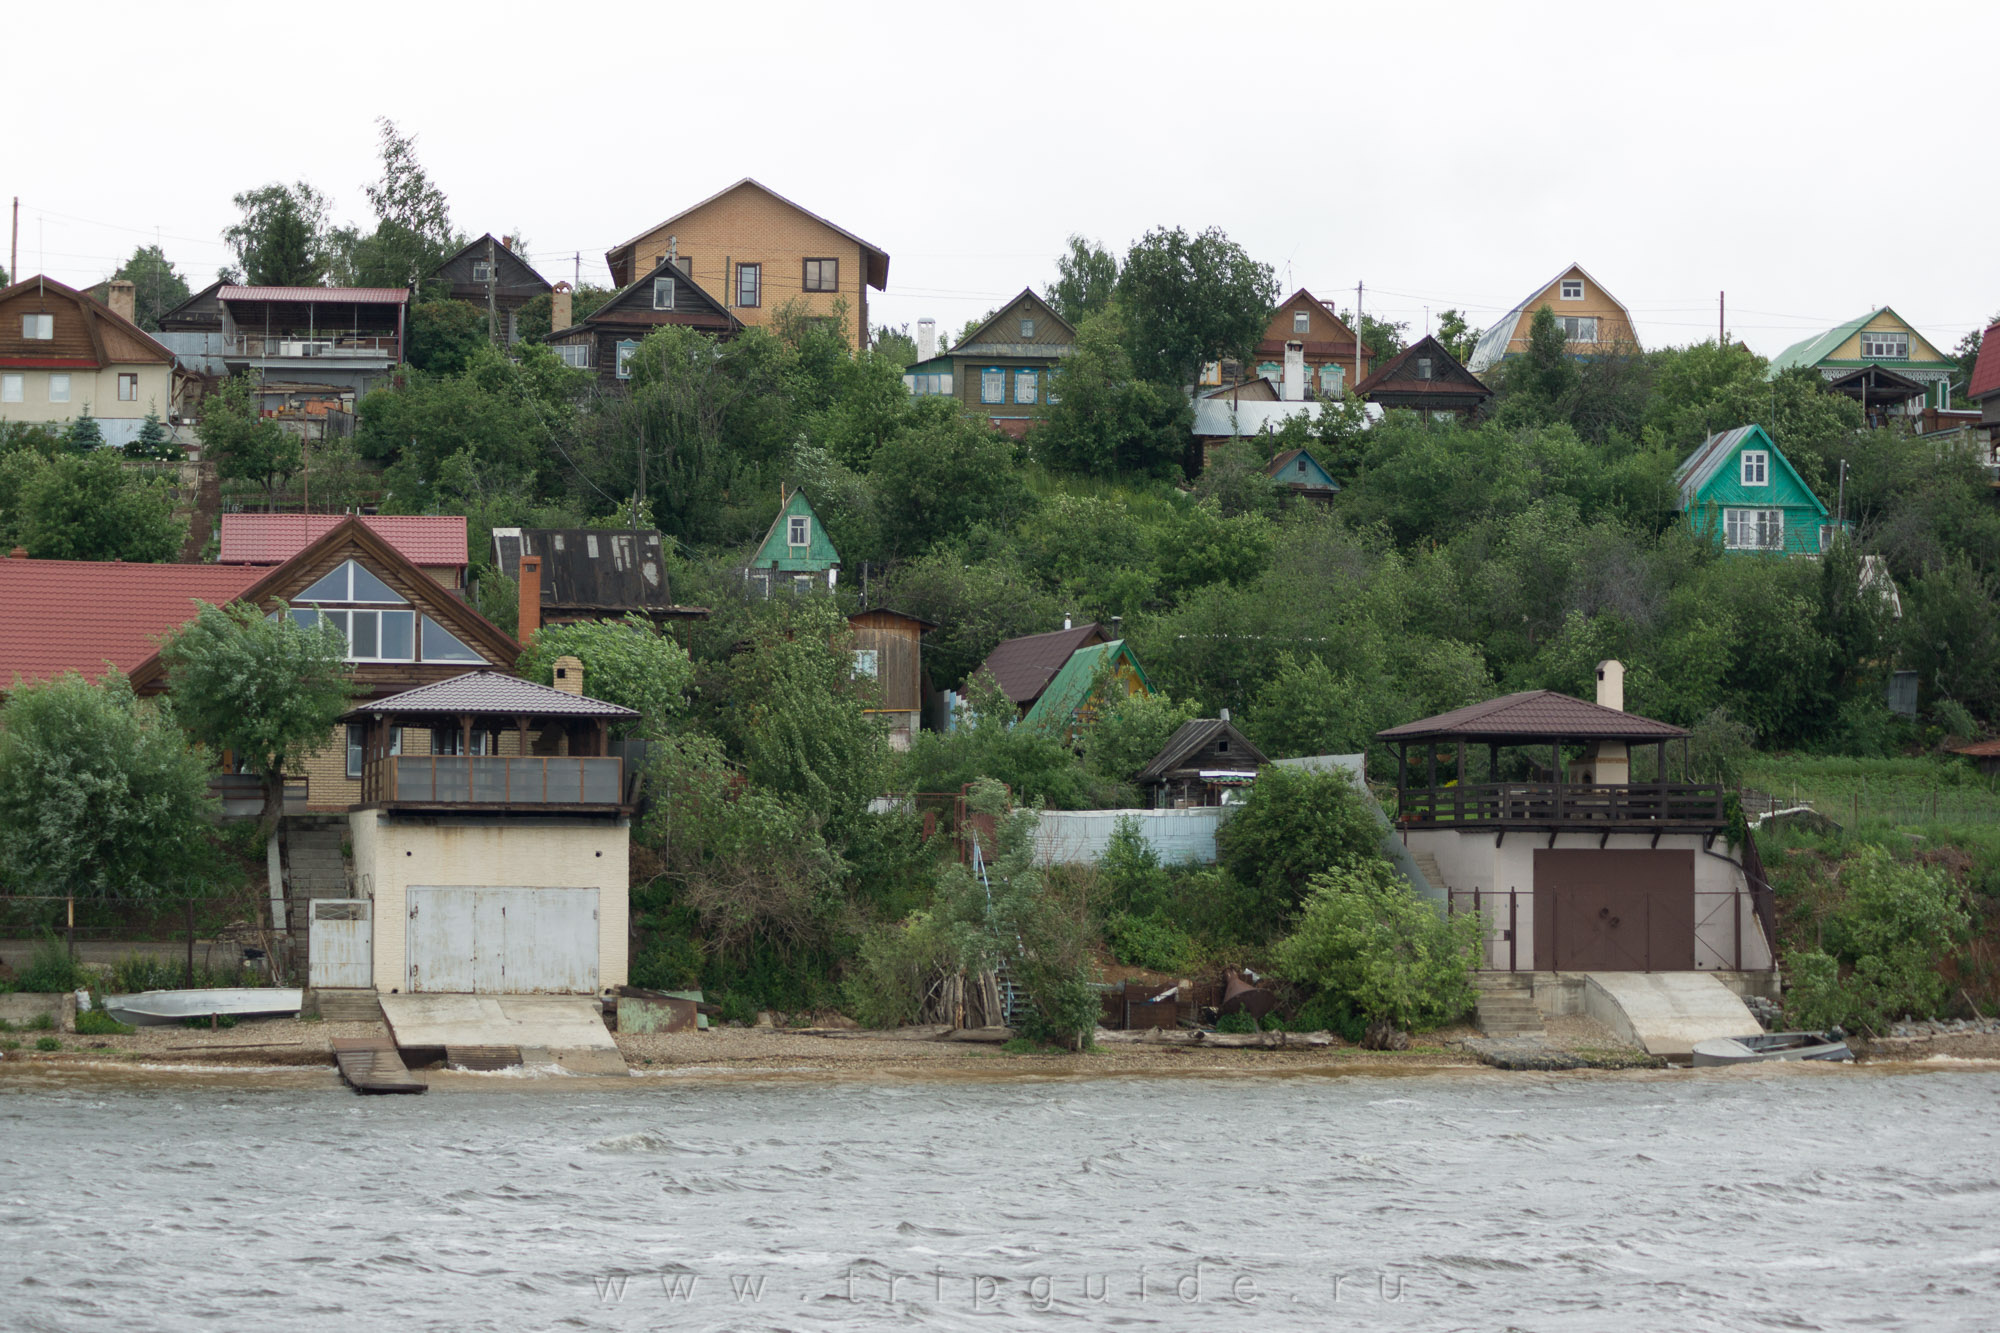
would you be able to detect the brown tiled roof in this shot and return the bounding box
[1376,691,1686,742]
[0,557,263,686]
[1355,334,1492,399]
[342,670,637,720]
[976,623,1107,705]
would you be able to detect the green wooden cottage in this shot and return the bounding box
[948,288,1075,438]
[743,489,840,596]
[1768,307,1955,422]
[1020,638,1152,741]
[1676,425,1833,556]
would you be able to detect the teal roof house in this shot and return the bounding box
[1676,425,1835,556]
[743,490,841,595]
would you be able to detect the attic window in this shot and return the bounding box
[1741,450,1769,486]
[1861,332,1909,360]
[1217,739,1230,753]
[296,559,407,605]
[1417,357,1433,379]
[1020,317,1035,338]
[471,261,493,283]
[789,516,810,547]
[652,278,676,311]
[1297,459,1307,474]
[1293,310,1310,334]
[1560,279,1584,300]
[21,314,52,340]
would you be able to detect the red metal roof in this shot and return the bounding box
[218,515,468,568]
[1376,690,1688,742]
[0,558,263,686]
[1969,321,2000,403]
[217,286,409,304]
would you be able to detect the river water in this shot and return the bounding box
[2,1062,1997,1332]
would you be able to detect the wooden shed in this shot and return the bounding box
[1138,717,1266,808]
[848,608,933,750]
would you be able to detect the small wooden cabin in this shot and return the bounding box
[1138,717,1267,808]
[848,608,933,750]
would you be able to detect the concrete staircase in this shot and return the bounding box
[1474,978,1547,1038]
[283,824,351,933]
[1411,851,1445,894]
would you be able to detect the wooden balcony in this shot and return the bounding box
[361,755,628,812]
[1395,781,1726,831]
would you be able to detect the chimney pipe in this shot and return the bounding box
[517,555,542,646]
[1063,613,1072,631]
[1282,340,1305,401]
[551,654,584,697]
[1595,660,1625,712]
[106,280,136,324]
[917,317,937,361]
[550,281,573,333]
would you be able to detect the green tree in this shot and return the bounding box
[1901,557,2000,715]
[63,410,105,452]
[222,182,338,287]
[1081,686,1201,793]
[1435,309,1481,364]
[1048,235,1119,326]
[1032,309,1193,479]
[124,411,179,461]
[1214,760,1383,935]
[1785,846,1971,1030]
[871,401,1028,556]
[1495,306,1579,423]
[198,374,300,491]
[515,616,694,738]
[869,322,920,369]
[109,245,191,331]
[0,673,218,902]
[1340,308,1408,363]
[1115,225,1278,388]
[405,299,490,374]
[353,118,459,290]
[13,451,183,561]
[1271,860,1481,1033]
[159,601,360,834]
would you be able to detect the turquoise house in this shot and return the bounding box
[1020,639,1152,741]
[743,490,841,596]
[1676,425,1834,556]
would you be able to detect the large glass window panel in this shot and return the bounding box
[379,609,415,660]
[348,563,406,603]
[297,563,351,602]
[422,615,483,662]
[350,610,380,659]
[289,607,319,631]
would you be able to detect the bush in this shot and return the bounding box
[16,934,91,993]
[106,954,263,993]
[844,911,966,1029]
[74,1008,134,1036]
[1215,762,1384,937]
[629,936,703,992]
[1214,1010,1257,1034]
[1270,861,1481,1033]
[1105,911,1198,973]
[24,1012,55,1032]
[1785,846,1971,1031]
[35,1036,60,1052]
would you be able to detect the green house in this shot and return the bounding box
[743,490,840,596]
[1767,307,1955,420]
[1020,639,1152,740]
[1676,425,1833,556]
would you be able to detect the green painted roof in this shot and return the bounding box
[1020,640,1151,733]
[748,490,840,573]
[1768,310,1882,375]
[1676,424,1826,517]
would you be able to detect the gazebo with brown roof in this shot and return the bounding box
[1376,690,1722,833]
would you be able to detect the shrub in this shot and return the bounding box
[24,1012,55,1032]
[35,1036,60,1052]
[629,936,704,992]
[1785,846,1971,1030]
[1105,911,1199,973]
[844,910,967,1029]
[1270,861,1481,1033]
[1215,762,1384,937]
[16,934,91,993]
[74,1009,135,1036]
[1214,1011,1257,1034]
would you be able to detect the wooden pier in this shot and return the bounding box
[331,1036,427,1095]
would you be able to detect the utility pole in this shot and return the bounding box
[8,197,16,284]
[1719,290,1725,346]
[485,235,499,341]
[1354,280,1364,393]
[573,251,580,289]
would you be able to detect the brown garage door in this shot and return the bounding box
[1533,849,1695,971]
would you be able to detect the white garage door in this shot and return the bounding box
[405,886,598,994]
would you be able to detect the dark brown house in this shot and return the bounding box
[849,608,933,750]
[547,260,739,388]
[1138,717,1267,808]
[430,234,552,343]
[1356,334,1492,421]
[492,527,709,627]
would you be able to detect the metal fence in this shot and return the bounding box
[0,890,287,984]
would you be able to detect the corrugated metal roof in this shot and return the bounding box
[1376,690,1687,742]
[342,670,637,720]
[1137,718,1266,784]
[217,286,409,304]
[1972,322,2000,403]
[1465,263,1636,373]
[977,623,1106,705]
[953,343,1074,359]
[219,514,467,567]
[1192,399,1382,437]
[1767,310,1881,375]
[0,557,263,686]
[1674,425,1763,502]
[1020,640,1151,734]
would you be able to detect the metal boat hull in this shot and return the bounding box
[103,988,303,1027]
[1692,1032,1853,1067]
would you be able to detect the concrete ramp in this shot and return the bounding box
[378,994,627,1075]
[1584,973,1760,1059]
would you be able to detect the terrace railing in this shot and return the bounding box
[1397,781,1726,829]
[362,755,624,809]
[222,333,400,360]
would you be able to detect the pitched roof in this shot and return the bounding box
[747,490,841,573]
[950,288,1075,356]
[1191,397,1325,438]
[340,670,636,720]
[430,234,552,292]
[216,285,409,304]
[219,514,469,567]
[1020,640,1151,733]
[977,622,1108,705]
[1971,322,2000,403]
[1355,334,1491,399]
[1674,424,1827,516]
[1768,307,1950,375]
[1466,263,1635,372]
[0,275,178,365]
[1137,718,1267,783]
[0,557,264,686]
[557,255,738,336]
[1263,448,1340,491]
[1376,690,1687,742]
[607,178,890,290]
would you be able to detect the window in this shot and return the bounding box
[1560,279,1584,300]
[853,648,879,678]
[675,256,693,277]
[981,368,1005,404]
[1293,309,1311,334]
[1861,331,1909,360]
[615,339,638,380]
[1256,362,1280,382]
[471,261,492,283]
[1416,357,1433,380]
[1740,450,1769,486]
[1014,369,1038,404]
[433,728,497,756]
[736,262,761,308]
[1297,458,1308,475]
[293,607,417,661]
[47,374,69,403]
[652,277,676,311]
[789,515,811,547]
[802,258,838,292]
[118,373,138,401]
[1020,317,1035,339]
[1217,739,1230,754]
[791,575,813,597]
[421,615,483,662]
[1556,315,1598,342]
[0,375,20,403]
[21,314,52,340]
[909,372,949,395]
[345,724,401,779]
[297,560,407,604]
[555,343,590,369]
[1724,507,1784,550]
[1320,365,1344,394]
[1045,369,1060,406]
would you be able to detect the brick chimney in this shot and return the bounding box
[106,280,137,324]
[517,555,542,645]
[550,282,572,332]
[551,654,584,697]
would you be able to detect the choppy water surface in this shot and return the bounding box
[2,1063,1998,1331]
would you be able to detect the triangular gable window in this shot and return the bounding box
[296,559,407,605]
[421,615,484,663]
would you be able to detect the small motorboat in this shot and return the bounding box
[1692,1030,1853,1067]
[102,988,303,1027]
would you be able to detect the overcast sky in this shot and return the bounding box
[11,0,1997,359]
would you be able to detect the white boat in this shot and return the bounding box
[1692,1030,1853,1067]
[102,988,303,1027]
